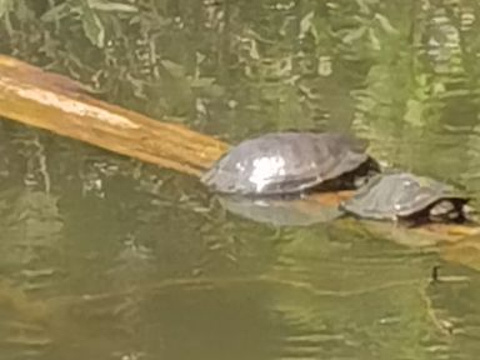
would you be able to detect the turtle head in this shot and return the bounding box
[462,203,478,222]
[352,158,381,189]
[428,199,470,223]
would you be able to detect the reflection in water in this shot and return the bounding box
[217,195,343,227]
[1,0,480,359]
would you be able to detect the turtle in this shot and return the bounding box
[340,172,472,226]
[201,132,380,196]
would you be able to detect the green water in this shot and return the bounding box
[1,1,480,359]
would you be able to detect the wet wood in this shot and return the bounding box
[309,190,355,206]
[417,223,480,239]
[440,235,480,271]
[0,55,228,177]
[0,55,479,244]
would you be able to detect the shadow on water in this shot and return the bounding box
[1,0,480,359]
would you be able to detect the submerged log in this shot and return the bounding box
[0,55,479,242]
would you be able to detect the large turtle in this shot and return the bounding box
[201,132,380,196]
[341,172,472,226]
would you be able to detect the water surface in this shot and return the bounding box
[1,1,480,359]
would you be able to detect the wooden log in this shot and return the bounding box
[0,55,228,177]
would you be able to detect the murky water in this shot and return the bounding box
[1,1,480,359]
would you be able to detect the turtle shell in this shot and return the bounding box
[201,132,376,195]
[341,173,468,221]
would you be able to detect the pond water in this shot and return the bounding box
[1,1,480,359]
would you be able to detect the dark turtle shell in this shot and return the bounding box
[201,132,379,196]
[341,173,469,223]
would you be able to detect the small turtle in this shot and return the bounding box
[201,132,379,196]
[341,172,471,226]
